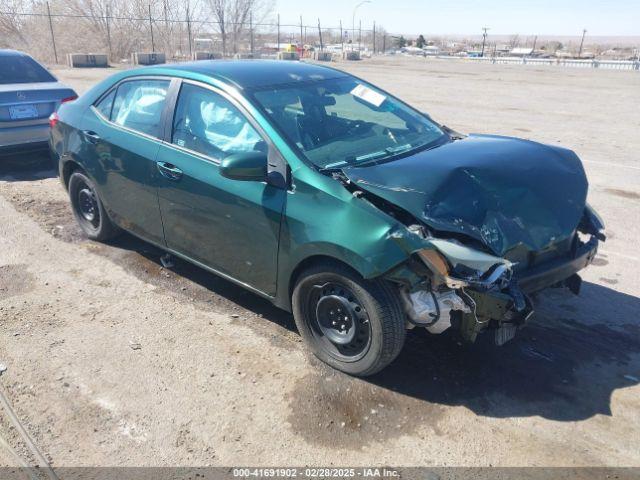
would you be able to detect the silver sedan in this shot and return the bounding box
[0,49,77,155]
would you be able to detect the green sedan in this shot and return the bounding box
[49,60,604,376]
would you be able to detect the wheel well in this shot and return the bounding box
[288,255,362,300]
[62,160,84,189]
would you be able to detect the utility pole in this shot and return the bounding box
[163,0,169,55]
[277,14,280,52]
[480,26,489,57]
[163,1,168,29]
[148,4,155,52]
[46,2,58,64]
[340,20,344,54]
[106,3,112,61]
[352,0,370,52]
[300,15,303,45]
[250,12,254,56]
[317,18,323,52]
[578,28,587,58]
[372,21,376,54]
[186,5,192,57]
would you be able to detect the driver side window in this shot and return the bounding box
[172,83,265,160]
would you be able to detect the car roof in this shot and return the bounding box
[0,49,31,57]
[153,60,349,90]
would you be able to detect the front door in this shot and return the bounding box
[155,82,286,296]
[81,78,171,245]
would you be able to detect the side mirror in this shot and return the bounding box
[220,151,268,182]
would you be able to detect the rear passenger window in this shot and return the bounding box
[111,79,170,138]
[94,89,115,119]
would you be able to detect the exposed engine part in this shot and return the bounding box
[494,323,518,346]
[474,264,512,290]
[407,224,427,238]
[439,263,511,291]
[401,289,470,334]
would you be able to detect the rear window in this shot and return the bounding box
[94,89,116,119]
[0,55,56,84]
[110,79,170,138]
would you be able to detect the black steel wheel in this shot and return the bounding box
[68,170,120,241]
[292,261,406,377]
[77,185,100,228]
[307,281,372,361]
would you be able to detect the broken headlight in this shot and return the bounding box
[578,204,606,241]
[416,242,512,291]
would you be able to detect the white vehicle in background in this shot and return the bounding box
[0,49,77,155]
[402,46,427,56]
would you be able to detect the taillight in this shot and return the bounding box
[61,95,78,104]
[49,112,59,128]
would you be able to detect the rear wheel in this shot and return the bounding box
[292,262,406,377]
[68,171,119,241]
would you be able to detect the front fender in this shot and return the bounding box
[272,170,431,310]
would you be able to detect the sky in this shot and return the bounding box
[274,0,639,37]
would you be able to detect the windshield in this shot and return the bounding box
[251,76,447,168]
[0,55,56,85]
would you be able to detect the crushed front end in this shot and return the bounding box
[385,205,603,346]
[333,134,606,346]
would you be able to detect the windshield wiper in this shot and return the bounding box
[352,143,415,165]
[354,150,389,162]
[354,144,413,162]
[385,143,413,155]
[318,159,350,173]
[323,142,433,172]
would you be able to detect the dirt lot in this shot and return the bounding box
[0,56,639,467]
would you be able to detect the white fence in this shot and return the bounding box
[464,56,640,71]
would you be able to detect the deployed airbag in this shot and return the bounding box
[200,100,262,152]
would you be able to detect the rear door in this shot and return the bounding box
[155,81,287,295]
[79,77,172,245]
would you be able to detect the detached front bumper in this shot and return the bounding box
[457,235,599,343]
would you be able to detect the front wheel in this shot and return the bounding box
[292,262,406,377]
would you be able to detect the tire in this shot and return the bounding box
[68,171,120,241]
[292,261,406,377]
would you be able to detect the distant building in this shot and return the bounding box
[495,44,511,56]
[555,50,574,58]
[510,47,534,57]
[424,45,440,55]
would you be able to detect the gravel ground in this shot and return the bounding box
[0,56,639,467]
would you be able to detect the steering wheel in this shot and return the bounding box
[348,121,376,137]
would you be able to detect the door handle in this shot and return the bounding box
[82,130,101,143]
[156,161,183,181]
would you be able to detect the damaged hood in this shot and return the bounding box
[343,134,588,257]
